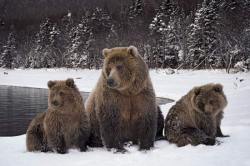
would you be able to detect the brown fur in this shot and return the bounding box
[86,46,157,152]
[26,79,90,153]
[43,78,90,153]
[164,83,228,147]
[26,112,47,152]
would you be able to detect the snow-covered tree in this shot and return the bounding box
[149,0,181,68]
[60,11,74,66]
[149,0,177,35]
[61,11,74,34]
[106,24,119,47]
[187,0,221,69]
[128,0,143,19]
[26,18,61,68]
[47,23,61,67]
[64,12,94,68]
[26,19,51,68]
[90,7,112,36]
[127,0,146,48]
[90,7,113,68]
[217,0,250,71]
[0,32,17,69]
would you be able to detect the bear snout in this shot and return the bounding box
[107,78,116,88]
[51,100,59,107]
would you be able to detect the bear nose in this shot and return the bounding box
[52,100,59,106]
[107,78,115,87]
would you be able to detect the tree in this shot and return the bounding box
[64,12,94,68]
[90,7,113,68]
[128,0,147,49]
[106,24,119,47]
[0,32,17,69]
[60,11,74,66]
[213,0,250,70]
[149,0,181,68]
[26,18,61,68]
[187,0,221,69]
[129,0,143,18]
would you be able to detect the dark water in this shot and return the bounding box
[0,85,174,136]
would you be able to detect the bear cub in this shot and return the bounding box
[26,78,90,154]
[164,83,228,147]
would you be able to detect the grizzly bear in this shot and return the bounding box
[85,46,158,152]
[43,78,90,154]
[26,78,90,153]
[164,83,228,147]
[26,112,48,152]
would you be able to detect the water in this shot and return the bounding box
[0,85,173,136]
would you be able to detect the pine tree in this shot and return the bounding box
[26,18,61,68]
[91,7,112,36]
[65,12,94,68]
[90,7,112,68]
[0,32,17,69]
[187,0,221,69]
[60,11,74,66]
[47,23,61,67]
[149,0,181,68]
[106,24,119,47]
[61,11,74,34]
[149,0,177,35]
[128,0,145,46]
[128,0,143,19]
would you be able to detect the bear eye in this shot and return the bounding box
[59,91,64,96]
[117,64,123,71]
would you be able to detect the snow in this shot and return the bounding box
[0,68,250,166]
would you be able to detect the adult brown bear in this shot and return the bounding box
[86,46,158,152]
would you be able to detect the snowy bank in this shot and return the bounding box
[0,68,250,166]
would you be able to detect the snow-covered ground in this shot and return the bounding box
[0,68,250,166]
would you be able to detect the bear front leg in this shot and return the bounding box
[132,92,157,151]
[98,105,125,152]
[78,134,88,152]
[136,113,157,151]
[78,113,90,152]
[78,128,89,152]
[47,132,66,154]
[46,125,67,154]
[55,135,67,154]
[41,134,51,152]
[177,127,216,147]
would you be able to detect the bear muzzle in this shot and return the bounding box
[107,78,117,88]
[51,100,60,107]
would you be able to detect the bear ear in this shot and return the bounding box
[193,87,201,96]
[66,78,75,88]
[213,84,223,93]
[127,46,139,57]
[48,80,56,89]
[102,48,111,58]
